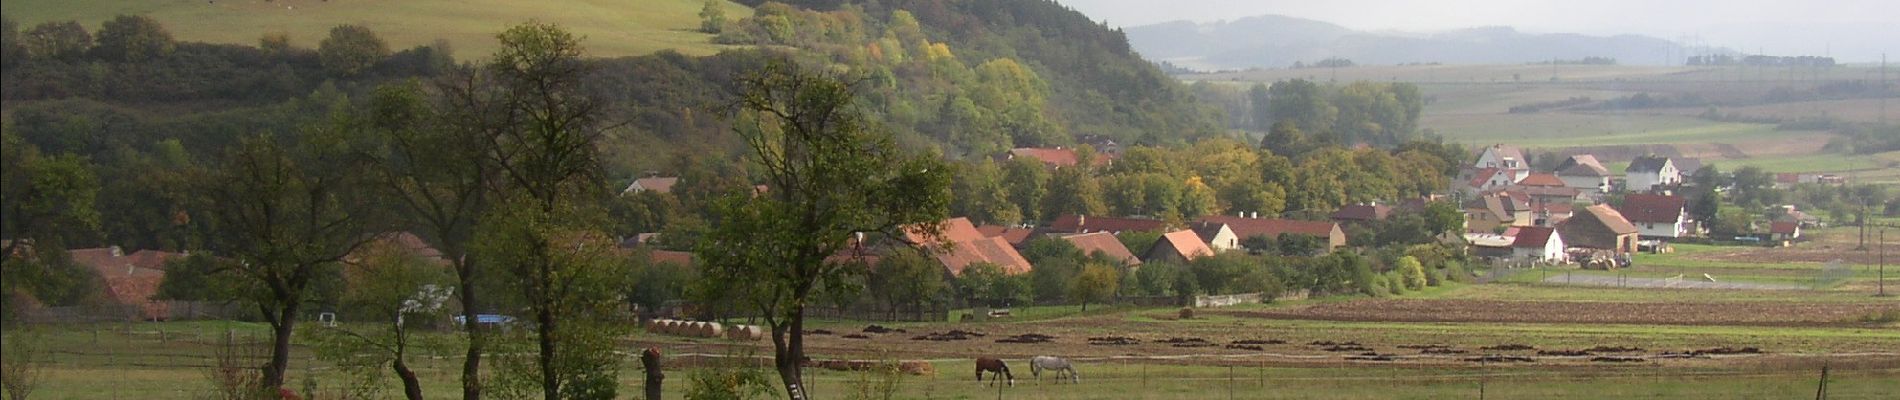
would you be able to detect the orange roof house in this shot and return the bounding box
[1142,230,1214,264]
[1061,232,1141,266]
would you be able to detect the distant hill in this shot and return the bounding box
[0,0,752,58]
[1125,15,1705,70]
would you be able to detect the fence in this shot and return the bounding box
[806,304,948,322]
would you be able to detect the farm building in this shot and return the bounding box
[975,224,1036,248]
[1047,214,1168,235]
[1143,229,1214,264]
[1330,204,1393,225]
[1554,154,1613,196]
[69,246,185,321]
[1196,215,1346,252]
[1558,205,1641,255]
[1769,221,1801,241]
[1463,193,1531,233]
[1618,194,1693,239]
[906,218,1033,276]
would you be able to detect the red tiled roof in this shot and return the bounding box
[647,250,694,266]
[630,177,680,193]
[1533,201,1574,214]
[1617,194,1687,224]
[1198,216,1337,240]
[1466,167,1502,188]
[905,217,988,245]
[1770,221,1800,235]
[1511,226,1557,248]
[1006,147,1110,168]
[1517,173,1567,187]
[934,236,1033,276]
[1048,215,1166,234]
[1150,230,1213,261]
[1330,204,1392,221]
[1061,232,1141,265]
[69,246,181,319]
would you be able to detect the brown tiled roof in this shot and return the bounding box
[648,250,694,266]
[1009,147,1080,167]
[1617,194,1687,224]
[1510,227,1557,248]
[975,225,1035,246]
[1196,216,1336,240]
[1516,173,1567,187]
[1466,167,1502,188]
[1061,232,1141,265]
[1770,221,1800,235]
[69,246,181,318]
[1149,230,1213,261]
[905,217,988,245]
[1048,215,1166,234]
[630,177,679,193]
[1330,204,1392,221]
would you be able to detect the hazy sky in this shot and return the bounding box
[1058,0,1898,62]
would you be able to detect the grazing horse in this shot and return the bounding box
[974,357,1015,386]
[1029,355,1079,383]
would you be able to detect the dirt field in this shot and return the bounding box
[1222,298,1892,327]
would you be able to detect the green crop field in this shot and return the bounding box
[0,0,752,59]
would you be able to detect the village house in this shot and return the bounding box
[1554,154,1613,197]
[997,147,1110,169]
[621,176,680,194]
[1617,194,1693,239]
[1196,215,1347,252]
[1624,155,1681,192]
[1463,193,1531,233]
[1769,221,1802,241]
[1557,205,1641,255]
[975,224,1037,248]
[1143,229,1214,264]
[1060,232,1142,266]
[68,246,185,321]
[1509,226,1567,263]
[1187,221,1242,252]
[1474,144,1527,170]
[1458,144,1532,195]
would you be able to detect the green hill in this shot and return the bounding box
[1,0,751,58]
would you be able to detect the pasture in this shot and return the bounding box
[0,0,751,59]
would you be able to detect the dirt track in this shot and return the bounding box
[1224,299,1896,327]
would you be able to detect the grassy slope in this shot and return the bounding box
[1,0,752,59]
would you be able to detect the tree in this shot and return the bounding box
[867,248,946,318]
[698,60,950,400]
[357,80,496,400]
[1395,256,1427,291]
[1069,263,1118,311]
[1,148,100,256]
[319,24,389,76]
[1421,200,1465,236]
[1042,167,1105,219]
[196,133,378,390]
[3,18,27,68]
[92,15,174,62]
[1002,157,1048,222]
[22,21,90,61]
[700,0,728,33]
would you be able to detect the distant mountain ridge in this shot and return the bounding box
[1126,15,1708,70]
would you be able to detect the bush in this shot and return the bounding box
[1383,271,1407,296]
[684,363,776,400]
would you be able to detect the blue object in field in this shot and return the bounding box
[454,314,516,325]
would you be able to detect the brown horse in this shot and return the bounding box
[975,357,1015,386]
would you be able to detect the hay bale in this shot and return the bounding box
[728,325,764,341]
[706,322,725,338]
[898,360,935,376]
[1179,307,1195,319]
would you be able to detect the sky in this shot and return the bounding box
[1057,0,1898,62]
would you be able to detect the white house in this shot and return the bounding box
[1624,155,1680,192]
[1509,226,1566,263]
[1617,194,1692,239]
[1189,221,1241,252]
[1474,144,1526,170]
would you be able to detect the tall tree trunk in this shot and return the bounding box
[262,300,300,389]
[640,347,664,400]
[772,306,808,400]
[394,357,424,400]
[537,274,559,400]
[457,258,485,400]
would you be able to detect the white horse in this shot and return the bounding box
[1029,355,1079,383]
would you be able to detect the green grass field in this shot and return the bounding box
[0,0,752,59]
[1705,152,1900,174]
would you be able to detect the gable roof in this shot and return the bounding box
[1148,230,1213,261]
[1197,216,1338,240]
[1516,173,1568,187]
[1558,205,1639,250]
[1061,232,1141,266]
[624,176,680,194]
[904,217,989,245]
[1330,204,1392,221]
[975,225,1035,246]
[1189,221,1233,244]
[1555,155,1612,177]
[69,247,182,308]
[1626,155,1673,173]
[1048,214,1166,234]
[1673,158,1704,176]
[1510,227,1558,248]
[1617,194,1688,224]
[1770,221,1800,235]
[1478,144,1525,164]
[934,236,1034,276]
[1466,167,1503,188]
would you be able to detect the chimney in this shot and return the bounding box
[1237,211,1245,217]
[1250,212,1259,219]
[110,245,123,257]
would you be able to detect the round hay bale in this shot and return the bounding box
[690,322,708,337]
[663,320,682,335]
[1179,307,1195,320]
[706,322,725,338]
[898,360,935,376]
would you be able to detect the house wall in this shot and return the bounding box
[1205,229,1240,252]
[1635,219,1686,238]
[1560,176,1609,194]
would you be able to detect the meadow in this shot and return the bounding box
[0,0,752,59]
